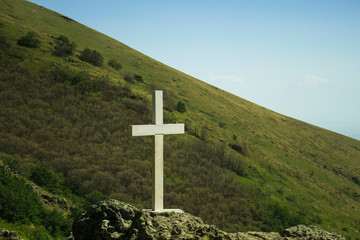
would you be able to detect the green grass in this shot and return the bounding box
[1,0,360,238]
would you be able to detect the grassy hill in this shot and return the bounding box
[0,0,360,239]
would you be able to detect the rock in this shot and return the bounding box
[72,199,138,240]
[27,180,72,211]
[72,199,346,240]
[282,225,346,240]
[0,228,23,240]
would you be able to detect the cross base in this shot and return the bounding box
[143,209,184,214]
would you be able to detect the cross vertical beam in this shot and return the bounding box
[131,90,184,212]
[153,90,163,211]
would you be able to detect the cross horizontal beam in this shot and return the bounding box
[132,123,185,137]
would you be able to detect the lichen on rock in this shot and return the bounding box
[72,199,345,240]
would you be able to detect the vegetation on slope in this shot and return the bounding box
[0,0,360,239]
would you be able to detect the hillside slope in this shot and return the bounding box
[0,0,360,238]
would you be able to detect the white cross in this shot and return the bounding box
[132,90,184,211]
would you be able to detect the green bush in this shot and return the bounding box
[0,35,9,50]
[85,190,109,205]
[0,153,20,171]
[134,74,144,82]
[108,59,122,70]
[41,209,71,236]
[0,167,43,223]
[0,166,71,237]
[53,35,76,57]
[259,202,305,232]
[30,166,63,194]
[79,47,103,66]
[17,31,40,48]
[176,101,186,113]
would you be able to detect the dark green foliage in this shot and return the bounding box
[53,34,76,57]
[176,101,186,113]
[134,74,144,82]
[41,209,71,236]
[229,143,248,157]
[30,166,63,194]
[17,31,40,48]
[108,59,122,70]
[352,176,360,185]
[0,153,20,171]
[85,190,109,205]
[0,167,43,223]
[0,35,9,50]
[0,164,71,237]
[79,47,103,66]
[259,202,306,232]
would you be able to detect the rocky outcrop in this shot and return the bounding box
[282,225,346,239]
[0,228,23,240]
[72,199,345,240]
[0,160,72,211]
[27,180,72,211]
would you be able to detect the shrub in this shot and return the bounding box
[0,35,9,50]
[108,59,122,70]
[0,167,43,223]
[229,142,249,157]
[176,101,186,113]
[30,165,63,194]
[134,74,144,82]
[17,31,40,48]
[79,47,103,66]
[53,35,76,57]
[85,190,109,205]
[41,209,71,236]
[0,153,20,171]
[259,202,305,232]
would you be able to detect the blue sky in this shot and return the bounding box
[29,0,360,140]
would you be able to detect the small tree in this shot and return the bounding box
[79,47,103,67]
[17,31,40,48]
[53,35,76,57]
[176,101,186,113]
[134,74,144,82]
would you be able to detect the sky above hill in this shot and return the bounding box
[28,0,360,140]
